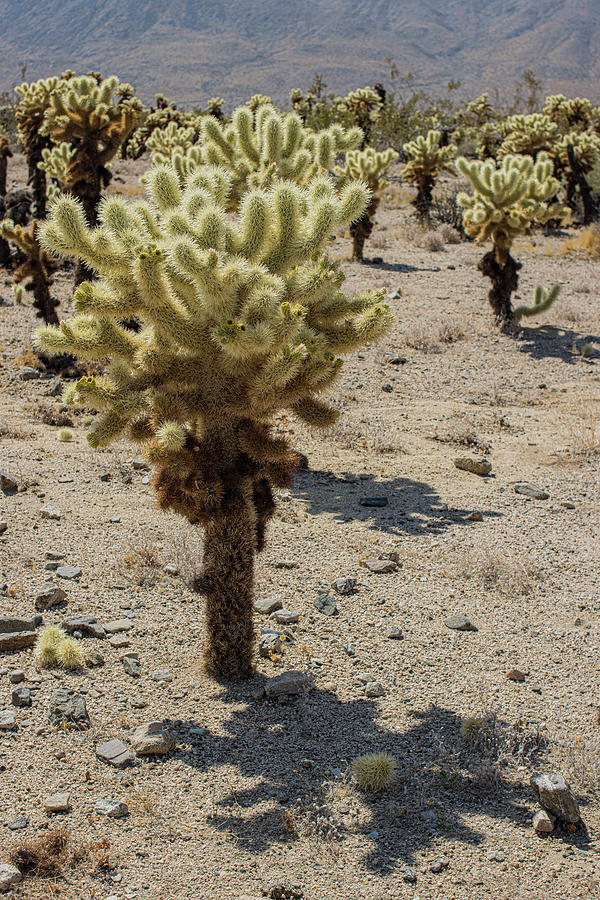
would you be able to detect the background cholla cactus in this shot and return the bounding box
[15,76,66,218]
[543,95,600,133]
[552,132,600,223]
[124,95,192,160]
[36,164,392,677]
[402,130,455,222]
[0,134,12,197]
[498,113,559,159]
[335,147,398,261]
[457,152,568,329]
[0,220,59,324]
[334,86,385,147]
[148,101,363,213]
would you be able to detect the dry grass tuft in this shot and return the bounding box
[567,397,600,456]
[565,225,600,259]
[10,827,79,876]
[123,539,161,585]
[404,319,464,353]
[457,543,543,596]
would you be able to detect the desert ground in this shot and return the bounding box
[1,153,600,899]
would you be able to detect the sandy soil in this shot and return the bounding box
[1,153,600,900]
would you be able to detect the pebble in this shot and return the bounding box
[359,496,388,507]
[255,597,283,614]
[0,521,7,534]
[365,681,385,697]
[507,668,526,682]
[264,671,313,697]
[533,809,556,833]
[104,619,133,634]
[273,609,300,625]
[8,670,24,684]
[0,710,17,731]
[454,457,492,476]
[430,856,450,873]
[514,482,549,500]
[530,773,580,823]
[0,863,22,891]
[8,814,28,830]
[164,563,179,576]
[95,798,129,818]
[0,471,19,493]
[445,613,478,632]
[332,576,357,595]
[96,739,135,768]
[48,689,89,728]
[19,366,39,380]
[400,866,417,883]
[361,557,397,573]
[63,615,105,639]
[35,582,68,611]
[131,722,175,755]
[44,792,71,813]
[259,632,282,657]
[11,686,31,707]
[41,506,62,520]
[387,627,403,639]
[151,669,173,682]
[131,459,149,470]
[122,653,141,677]
[56,565,82,580]
[467,510,483,521]
[314,592,338,616]
[109,635,131,649]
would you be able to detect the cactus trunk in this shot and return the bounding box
[479,248,522,330]
[414,176,434,223]
[29,160,47,220]
[566,143,598,225]
[202,489,257,678]
[350,212,373,262]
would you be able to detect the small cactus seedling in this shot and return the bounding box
[457,153,568,329]
[402,130,454,222]
[335,147,398,261]
[35,625,86,670]
[36,165,392,678]
[0,220,59,324]
[352,752,397,791]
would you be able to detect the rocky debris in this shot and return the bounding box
[332,576,357,595]
[35,582,68,611]
[95,798,129,818]
[533,809,556,834]
[445,614,478,632]
[8,815,28,830]
[40,506,62,520]
[62,614,105,639]
[264,671,313,698]
[151,669,172,683]
[56,565,82,580]
[467,510,483,521]
[122,652,141,677]
[163,563,179,576]
[0,863,22,892]
[44,792,71,813]
[361,557,397,574]
[96,739,135,768]
[48,689,89,728]
[387,627,403,639]
[430,856,450,873]
[0,470,19,493]
[11,686,30,707]
[259,632,282,658]
[314,592,338,616]
[262,882,303,899]
[0,710,17,731]
[359,496,388,507]
[365,681,385,698]
[273,609,300,625]
[19,366,39,381]
[506,668,526,682]
[514,482,549,500]
[104,618,133,634]
[530,773,580,824]
[454,457,492,476]
[130,722,175,755]
[0,521,7,534]
[255,597,283,614]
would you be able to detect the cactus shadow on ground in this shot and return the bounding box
[517,325,600,364]
[171,696,549,873]
[360,260,444,273]
[291,469,501,536]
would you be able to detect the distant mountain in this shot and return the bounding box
[1,0,598,107]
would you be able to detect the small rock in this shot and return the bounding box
[56,565,82,580]
[19,366,39,381]
[86,648,104,667]
[0,471,19,493]
[98,471,111,482]
[359,496,388,507]
[35,582,68,611]
[131,458,149,470]
[96,739,135,768]
[365,681,385,698]
[0,616,36,634]
[95,798,129,818]
[264,670,313,698]
[259,632,282,657]
[0,631,36,652]
[11,686,30,707]
[514,482,549,500]
[131,722,175,755]
[332,576,357,595]
[430,856,449,873]
[467,510,483,521]
[44,792,70,814]
[454,457,492,476]
[8,814,28,830]
[122,654,141,677]
[62,615,105,639]
[271,559,299,569]
[314,592,338,616]
[8,670,25,684]
[273,609,300,625]
[533,809,556,834]
[40,506,62,520]
[445,614,478,632]
[361,557,397,574]
[507,668,526,682]
[0,521,7,534]
[48,689,89,728]
[0,710,17,731]
[109,516,121,523]
[560,500,575,509]
[109,635,131,649]
[387,354,407,364]
[255,597,283,614]
[400,866,417,883]
[104,618,133,634]
[387,627,403,640]
[530,773,580,823]
[164,563,179,576]
[151,668,172,682]
[0,863,22,891]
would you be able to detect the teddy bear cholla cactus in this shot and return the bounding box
[148,101,363,213]
[457,152,568,328]
[402,130,454,222]
[0,220,59,324]
[15,76,66,218]
[335,147,398,261]
[36,165,392,677]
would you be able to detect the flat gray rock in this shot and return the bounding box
[40,506,62,520]
[264,670,313,698]
[332,576,357,595]
[35,582,68,611]
[514,482,549,500]
[533,809,556,833]
[44,792,71,813]
[0,470,19,493]
[0,863,22,891]
[96,739,135,768]
[314,592,338,616]
[122,653,141,677]
[56,565,82,580]
[11,686,30,707]
[0,709,17,731]
[530,773,580,823]
[255,597,283,614]
[104,618,133,634]
[445,614,478,632]
[365,681,385,697]
[361,557,397,573]
[131,722,175,755]
[273,609,300,624]
[151,669,172,682]
[0,631,36,652]
[95,798,129,818]
[0,616,36,634]
[8,814,28,830]
[62,615,105,639]
[49,689,89,728]
[359,496,388,507]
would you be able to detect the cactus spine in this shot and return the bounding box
[36,165,392,677]
[457,153,568,329]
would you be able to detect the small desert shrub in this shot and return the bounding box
[58,427,73,441]
[404,319,464,352]
[461,710,548,767]
[457,544,543,596]
[10,827,74,876]
[430,186,467,233]
[568,397,600,455]
[420,231,445,252]
[123,539,161,585]
[566,225,600,259]
[352,752,397,791]
[437,223,462,244]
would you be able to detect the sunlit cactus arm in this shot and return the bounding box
[513,284,561,320]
